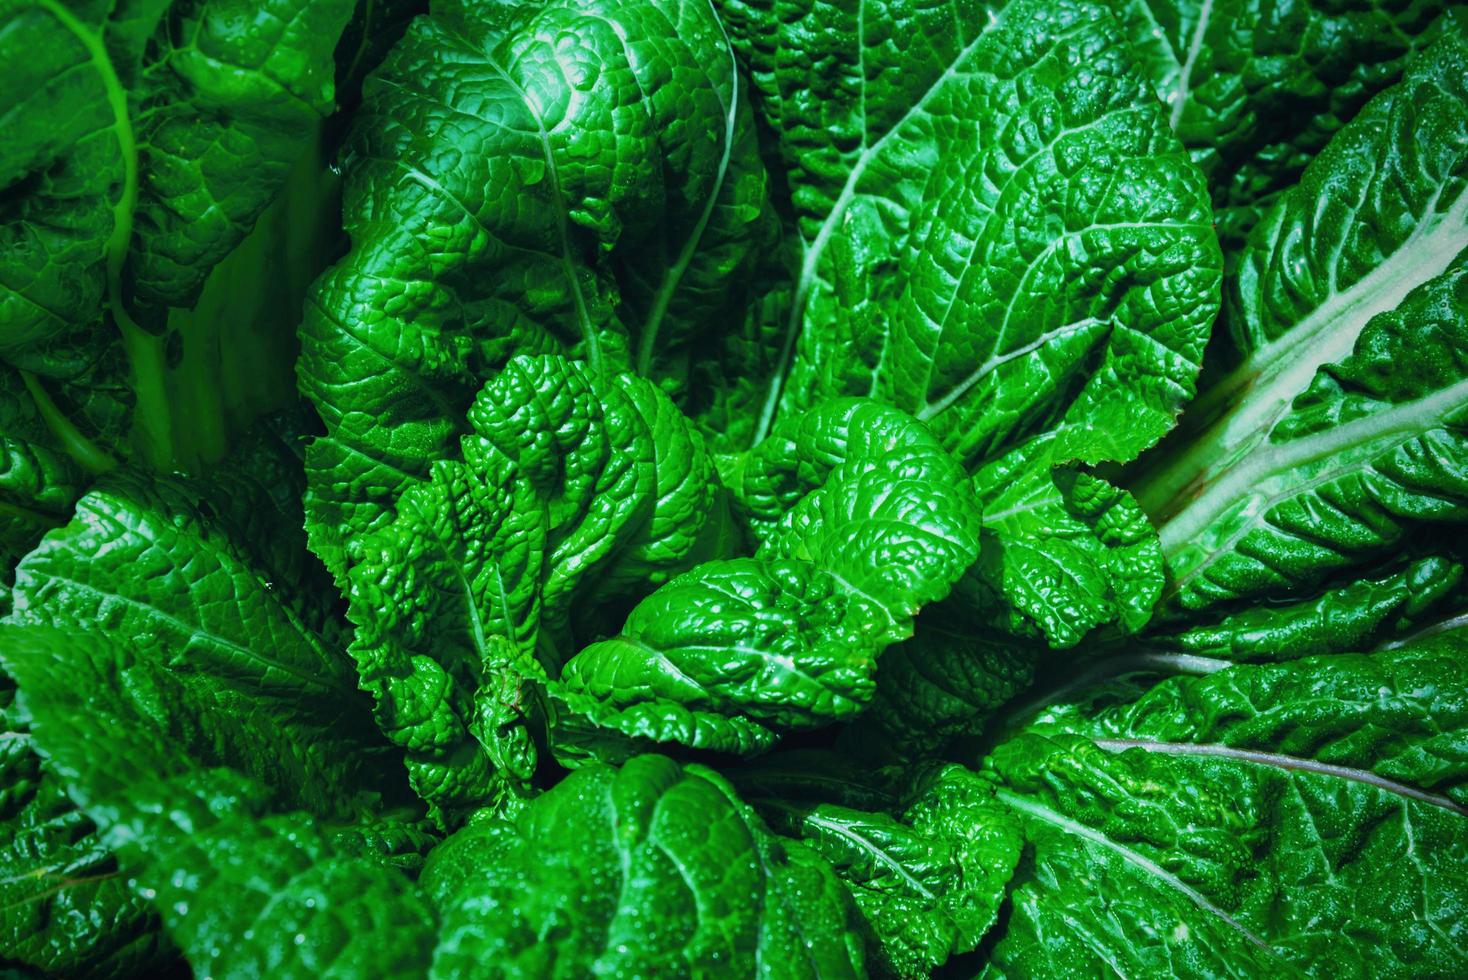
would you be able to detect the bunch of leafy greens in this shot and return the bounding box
[2,0,1466,976]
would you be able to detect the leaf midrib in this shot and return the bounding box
[758,796,937,901]
[993,787,1277,955]
[1137,190,1468,521]
[34,0,135,296]
[752,17,997,444]
[1093,739,1468,814]
[1159,372,1468,556]
[634,0,741,377]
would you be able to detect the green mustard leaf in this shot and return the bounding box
[424,755,866,978]
[841,621,1038,759]
[746,400,984,641]
[1158,554,1466,662]
[721,0,1219,463]
[979,628,1468,977]
[299,0,777,574]
[558,557,887,754]
[752,763,1023,978]
[6,472,401,817]
[0,378,85,590]
[0,626,436,980]
[969,435,1165,645]
[0,0,354,341]
[1114,0,1461,248]
[1133,30,1468,562]
[554,397,984,756]
[0,671,170,977]
[1155,252,1468,613]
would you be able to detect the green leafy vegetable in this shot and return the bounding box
[1131,31,1468,620]
[747,762,1023,978]
[1,0,1465,977]
[344,355,735,818]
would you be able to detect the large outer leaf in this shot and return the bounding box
[1156,258,1468,613]
[0,0,353,345]
[0,627,436,980]
[979,629,1468,977]
[0,671,169,977]
[1114,0,1459,246]
[345,356,732,818]
[424,755,866,978]
[6,472,400,816]
[298,0,776,574]
[721,0,1219,463]
[721,0,1210,648]
[0,412,381,973]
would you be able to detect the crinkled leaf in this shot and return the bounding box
[980,629,1468,977]
[842,621,1037,760]
[1115,0,1460,247]
[0,672,170,977]
[1134,33,1468,583]
[0,625,437,980]
[299,0,776,573]
[424,755,865,978]
[0,0,353,346]
[554,397,983,757]
[969,435,1164,645]
[1155,258,1468,613]
[345,356,732,818]
[0,375,86,585]
[749,401,983,640]
[722,0,1219,464]
[1159,554,1466,662]
[753,763,1023,978]
[6,472,399,815]
[559,558,887,753]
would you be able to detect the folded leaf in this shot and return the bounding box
[979,628,1468,976]
[559,558,886,753]
[752,763,1023,978]
[970,436,1164,645]
[557,398,983,755]
[747,401,984,641]
[424,755,866,978]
